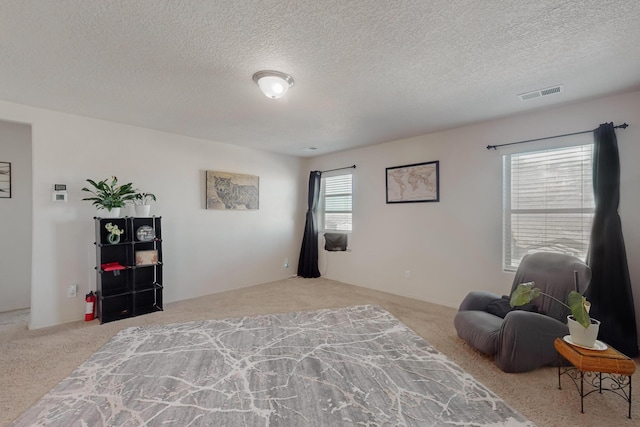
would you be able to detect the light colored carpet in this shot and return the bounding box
[11,305,532,426]
[1,277,638,426]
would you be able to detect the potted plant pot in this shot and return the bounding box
[97,207,121,218]
[134,204,151,217]
[567,315,600,348]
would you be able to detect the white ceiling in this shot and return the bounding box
[1,1,639,157]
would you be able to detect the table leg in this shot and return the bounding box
[599,372,602,394]
[580,371,584,414]
[629,377,632,419]
[557,357,562,390]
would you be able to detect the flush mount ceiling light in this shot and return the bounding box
[252,70,294,99]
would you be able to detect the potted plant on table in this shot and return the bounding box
[510,281,599,348]
[133,192,156,217]
[81,176,136,218]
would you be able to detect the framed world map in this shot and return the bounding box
[385,160,439,204]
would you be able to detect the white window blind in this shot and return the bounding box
[503,143,594,270]
[320,173,352,232]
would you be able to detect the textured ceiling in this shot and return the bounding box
[1,1,639,157]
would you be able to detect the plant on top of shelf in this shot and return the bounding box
[132,191,157,217]
[133,192,157,206]
[81,176,136,211]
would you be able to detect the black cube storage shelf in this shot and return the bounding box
[94,216,163,324]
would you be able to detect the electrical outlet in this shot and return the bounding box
[404,270,411,279]
[67,284,78,298]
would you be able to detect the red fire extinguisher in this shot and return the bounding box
[85,291,96,321]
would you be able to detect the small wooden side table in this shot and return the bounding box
[555,337,636,418]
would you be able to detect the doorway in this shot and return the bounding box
[0,119,32,315]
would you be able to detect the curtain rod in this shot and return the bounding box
[321,164,356,173]
[486,123,629,150]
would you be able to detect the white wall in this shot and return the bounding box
[3,90,638,331]
[0,100,305,329]
[306,90,640,336]
[0,120,32,312]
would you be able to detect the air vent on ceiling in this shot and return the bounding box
[518,85,564,101]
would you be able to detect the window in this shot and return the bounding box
[503,143,594,270]
[319,173,352,232]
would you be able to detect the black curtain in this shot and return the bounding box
[297,171,322,278]
[585,123,639,357]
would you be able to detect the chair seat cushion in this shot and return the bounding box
[454,310,503,355]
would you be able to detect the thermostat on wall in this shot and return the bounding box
[52,184,68,202]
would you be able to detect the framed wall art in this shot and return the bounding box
[206,170,259,210]
[0,162,10,198]
[386,160,439,204]
[135,250,158,266]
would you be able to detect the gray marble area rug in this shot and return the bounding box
[12,305,534,426]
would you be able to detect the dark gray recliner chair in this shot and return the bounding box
[454,252,591,373]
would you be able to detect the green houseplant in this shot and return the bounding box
[133,191,156,217]
[510,281,591,327]
[81,176,136,215]
[511,281,600,348]
[133,192,156,205]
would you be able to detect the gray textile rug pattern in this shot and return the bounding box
[12,305,534,426]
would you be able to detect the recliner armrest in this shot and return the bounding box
[458,290,502,312]
[495,310,569,373]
